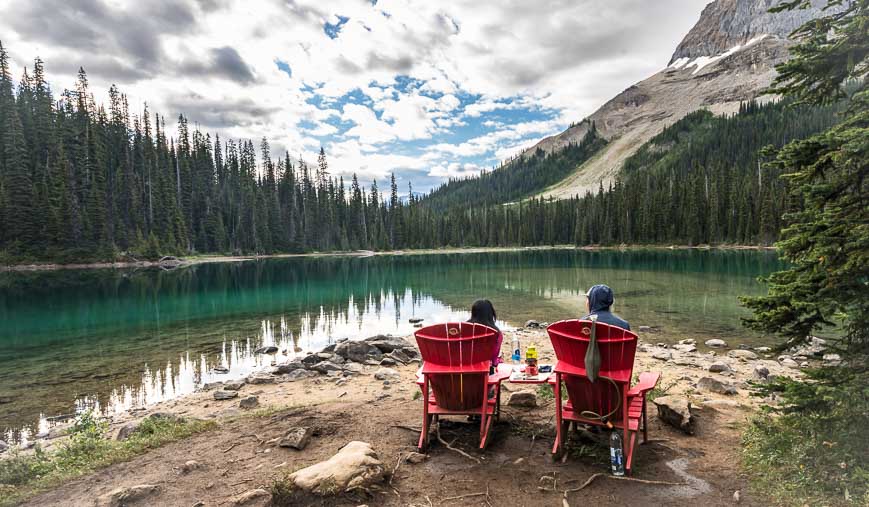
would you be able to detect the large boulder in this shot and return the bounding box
[288,441,384,494]
[652,395,696,434]
[335,341,383,363]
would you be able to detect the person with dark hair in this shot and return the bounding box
[582,284,630,330]
[467,299,503,367]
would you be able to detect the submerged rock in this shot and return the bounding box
[652,395,695,434]
[288,441,384,494]
[408,317,424,324]
[254,346,279,355]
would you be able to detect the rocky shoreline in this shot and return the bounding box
[2,324,833,459]
[2,324,841,506]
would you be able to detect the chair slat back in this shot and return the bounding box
[547,320,638,422]
[415,323,498,411]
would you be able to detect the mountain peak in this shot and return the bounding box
[669,0,829,64]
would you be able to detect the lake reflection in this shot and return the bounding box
[0,249,781,445]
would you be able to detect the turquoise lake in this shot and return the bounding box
[0,249,782,444]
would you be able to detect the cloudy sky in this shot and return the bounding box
[0,0,708,192]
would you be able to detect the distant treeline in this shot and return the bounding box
[0,43,846,262]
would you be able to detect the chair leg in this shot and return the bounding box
[552,374,563,456]
[642,397,648,443]
[418,377,431,451]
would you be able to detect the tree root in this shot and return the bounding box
[436,424,481,464]
[562,473,686,502]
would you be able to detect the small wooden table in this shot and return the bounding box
[497,363,554,384]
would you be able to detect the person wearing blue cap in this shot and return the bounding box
[582,284,630,330]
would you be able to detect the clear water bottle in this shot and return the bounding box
[511,336,521,368]
[607,420,625,476]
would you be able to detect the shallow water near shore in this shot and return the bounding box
[0,249,781,444]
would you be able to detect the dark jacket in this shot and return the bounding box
[581,284,631,331]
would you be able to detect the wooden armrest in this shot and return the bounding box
[627,372,660,397]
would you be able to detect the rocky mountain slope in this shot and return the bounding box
[531,0,830,200]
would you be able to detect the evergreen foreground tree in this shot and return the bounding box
[739,1,868,503]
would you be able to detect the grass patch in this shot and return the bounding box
[536,383,566,401]
[0,411,215,506]
[647,376,677,401]
[741,369,869,506]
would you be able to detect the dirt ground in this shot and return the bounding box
[19,328,775,507]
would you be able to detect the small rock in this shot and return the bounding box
[179,460,202,474]
[638,325,652,332]
[678,339,696,345]
[214,390,239,400]
[652,395,695,434]
[379,357,397,367]
[115,422,139,441]
[524,320,540,328]
[705,339,728,348]
[211,365,230,374]
[247,373,276,385]
[413,323,423,328]
[697,377,738,395]
[254,346,279,355]
[780,358,800,369]
[374,368,400,381]
[408,318,424,324]
[288,441,384,494]
[707,362,731,373]
[224,380,246,391]
[279,427,313,450]
[672,356,700,367]
[733,490,741,504]
[753,366,770,380]
[652,349,672,361]
[286,369,317,381]
[229,488,271,506]
[404,452,428,464]
[96,485,160,507]
[755,347,772,353]
[800,361,810,368]
[342,362,365,374]
[727,350,758,361]
[0,440,7,453]
[673,343,697,353]
[275,361,306,374]
[823,353,841,364]
[508,391,537,408]
[239,396,259,409]
[310,361,343,374]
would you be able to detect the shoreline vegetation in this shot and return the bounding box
[0,243,777,272]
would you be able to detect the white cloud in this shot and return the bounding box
[0,0,709,189]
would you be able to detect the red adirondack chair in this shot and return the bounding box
[547,319,660,474]
[414,322,509,451]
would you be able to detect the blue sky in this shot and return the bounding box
[0,0,709,193]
